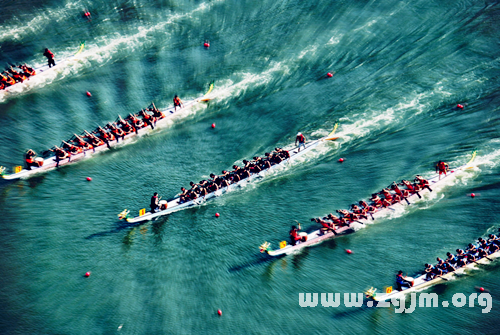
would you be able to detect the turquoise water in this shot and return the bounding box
[1,0,500,333]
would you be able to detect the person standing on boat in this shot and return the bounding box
[295,132,306,152]
[150,192,160,213]
[43,48,55,68]
[436,161,449,180]
[396,271,413,291]
[173,95,184,111]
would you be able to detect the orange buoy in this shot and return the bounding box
[217,309,222,316]
[84,272,91,277]
[338,158,344,163]
[215,213,220,218]
[327,72,333,78]
[346,249,352,254]
[471,193,475,198]
[457,104,464,109]
[211,123,216,128]
[86,91,92,97]
[86,177,92,181]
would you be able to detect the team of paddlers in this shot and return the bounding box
[289,175,435,246]
[395,229,500,290]
[149,148,292,212]
[23,102,171,170]
[0,65,36,90]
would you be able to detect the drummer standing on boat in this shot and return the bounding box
[295,132,306,152]
[436,160,449,180]
[43,48,55,68]
[150,192,160,213]
[173,95,184,111]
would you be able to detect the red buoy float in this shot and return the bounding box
[327,72,333,78]
[84,12,90,17]
[86,91,92,97]
[479,287,485,292]
[338,158,344,163]
[457,104,464,109]
[204,40,210,48]
[215,213,220,218]
[471,193,475,198]
[84,272,91,277]
[217,309,222,316]
[346,249,352,254]
[211,123,216,128]
[86,177,92,181]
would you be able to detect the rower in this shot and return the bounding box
[150,192,160,213]
[126,113,144,129]
[96,126,115,143]
[478,248,488,259]
[311,217,336,235]
[173,95,184,111]
[206,180,219,193]
[62,141,83,155]
[391,182,409,198]
[0,73,16,86]
[84,130,105,148]
[414,175,430,189]
[436,161,449,180]
[446,252,457,265]
[424,263,434,280]
[73,134,93,151]
[118,118,136,135]
[456,256,467,267]
[25,149,43,170]
[295,132,306,152]
[178,187,189,203]
[149,102,165,120]
[52,146,69,167]
[466,243,477,255]
[139,110,154,129]
[488,242,499,254]
[359,200,376,214]
[396,270,413,291]
[370,193,382,208]
[443,261,455,273]
[107,123,125,141]
[487,234,500,246]
[43,48,56,68]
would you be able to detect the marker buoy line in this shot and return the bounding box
[86,91,92,97]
